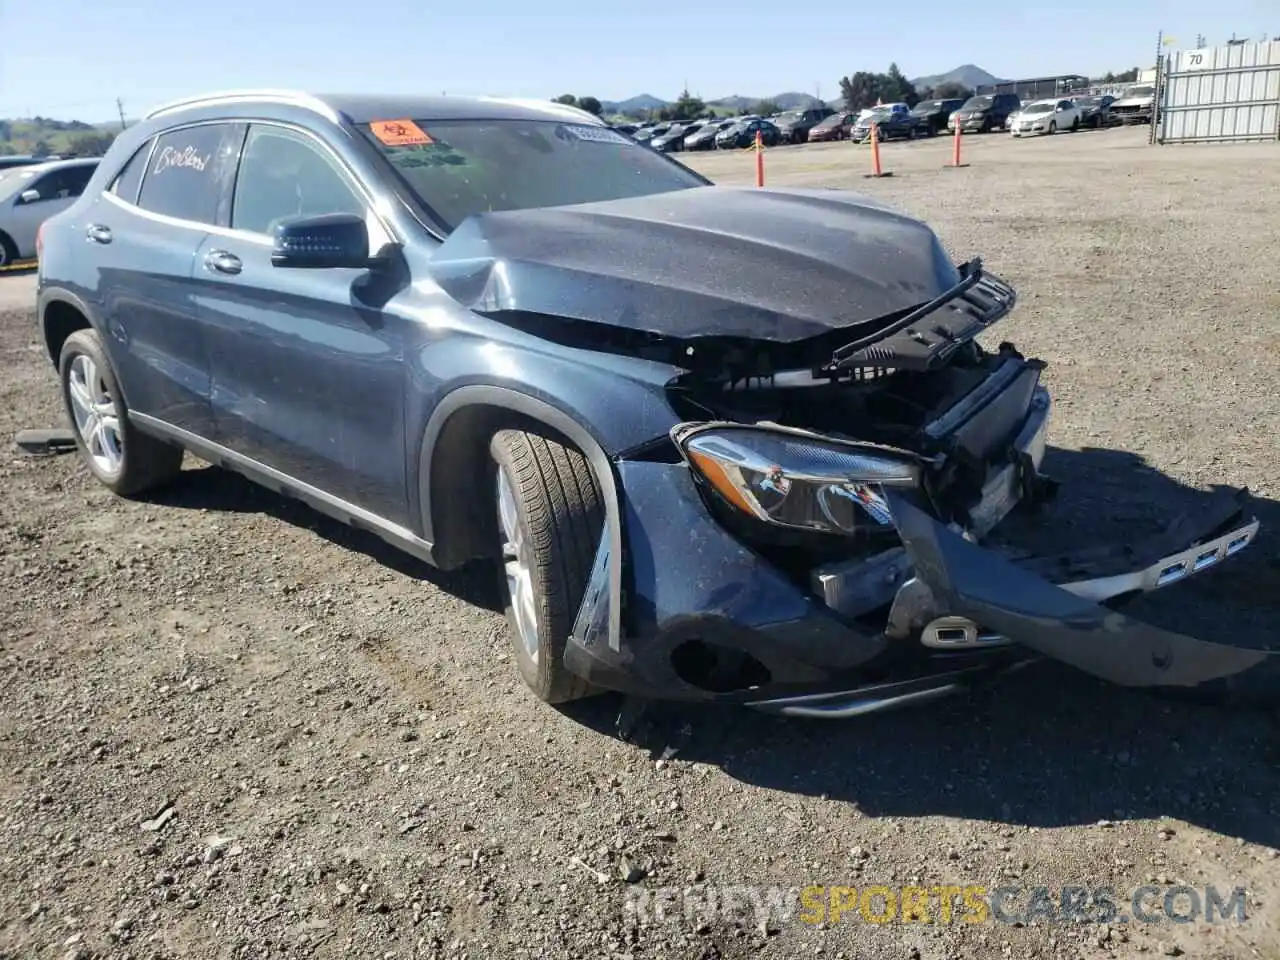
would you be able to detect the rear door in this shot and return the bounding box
[83,123,243,438]
[192,121,412,524]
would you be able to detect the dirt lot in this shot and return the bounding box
[2,126,1280,960]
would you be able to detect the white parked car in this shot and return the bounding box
[0,158,100,267]
[1010,99,1081,137]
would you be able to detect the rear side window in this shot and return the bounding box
[110,142,152,204]
[136,124,237,225]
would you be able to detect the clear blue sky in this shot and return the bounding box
[1,0,1274,121]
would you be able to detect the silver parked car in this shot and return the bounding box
[0,158,100,267]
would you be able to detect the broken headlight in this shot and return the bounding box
[672,423,920,536]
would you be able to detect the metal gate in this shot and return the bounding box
[1155,39,1280,144]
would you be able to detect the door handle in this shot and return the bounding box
[85,224,112,244]
[204,250,242,275]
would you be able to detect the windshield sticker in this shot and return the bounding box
[556,125,631,145]
[151,144,210,175]
[370,119,434,147]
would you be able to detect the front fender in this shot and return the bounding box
[411,338,682,654]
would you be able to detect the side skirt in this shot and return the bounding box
[131,413,437,566]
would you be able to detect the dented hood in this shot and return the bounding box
[426,186,963,343]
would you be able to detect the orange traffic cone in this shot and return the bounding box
[863,121,893,178]
[945,118,970,169]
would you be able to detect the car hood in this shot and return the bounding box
[426,185,960,345]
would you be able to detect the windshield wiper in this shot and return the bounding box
[829,257,985,368]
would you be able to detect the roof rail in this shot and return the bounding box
[476,97,605,125]
[144,89,340,123]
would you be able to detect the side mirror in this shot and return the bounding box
[271,212,374,269]
[18,189,40,204]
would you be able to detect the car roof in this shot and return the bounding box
[143,89,607,127]
[16,157,100,173]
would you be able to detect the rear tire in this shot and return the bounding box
[490,428,605,704]
[58,329,183,497]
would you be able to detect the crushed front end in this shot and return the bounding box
[563,262,1269,716]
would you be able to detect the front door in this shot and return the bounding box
[195,122,412,525]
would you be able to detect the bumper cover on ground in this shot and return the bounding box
[886,490,1274,695]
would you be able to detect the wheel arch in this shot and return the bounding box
[38,290,95,367]
[418,385,625,650]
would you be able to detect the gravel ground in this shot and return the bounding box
[2,126,1279,960]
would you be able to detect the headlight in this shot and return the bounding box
[672,423,920,536]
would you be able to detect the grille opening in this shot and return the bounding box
[670,639,771,694]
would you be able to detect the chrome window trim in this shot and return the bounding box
[99,118,398,249]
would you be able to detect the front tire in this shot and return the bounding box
[490,428,604,704]
[0,231,17,268]
[58,329,183,497]
[1048,120,1057,134]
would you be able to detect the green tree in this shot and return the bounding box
[552,94,578,106]
[660,89,706,122]
[884,63,919,105]
[31,139,53,158]
[753,99,782,116]
[576,96,603,116]
[838,71,884,111]
[932,81,974,100]
[65,132,116,157]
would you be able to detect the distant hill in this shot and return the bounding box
[603,90,829,117]
[910,64,1007,91]
[598,93,669,115]
[0,116,117,157]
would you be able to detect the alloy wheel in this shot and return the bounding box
[497,467,539,664]
[67,354,123,476]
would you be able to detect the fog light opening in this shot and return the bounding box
[670,640,771,694]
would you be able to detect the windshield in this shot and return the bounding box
[0,166,40,200]
[1127,85,1155,98]
[961,96,993,110]
[1024,103,1053,114]
[912,100,940,113]
[1075,96,1102,106]
[776,111,803,124]
[364,119,708,234]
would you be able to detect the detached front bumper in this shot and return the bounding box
[563,395,1268,715]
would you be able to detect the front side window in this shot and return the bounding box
[137,124,237,225]
[362,118,708,235]
[231,124,365,236]
[58,164,96,197]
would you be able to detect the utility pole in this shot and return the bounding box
[116,97,127,130]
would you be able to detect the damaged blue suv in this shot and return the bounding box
[35,90,1269,716]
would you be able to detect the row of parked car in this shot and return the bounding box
[615,84,1156,153]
